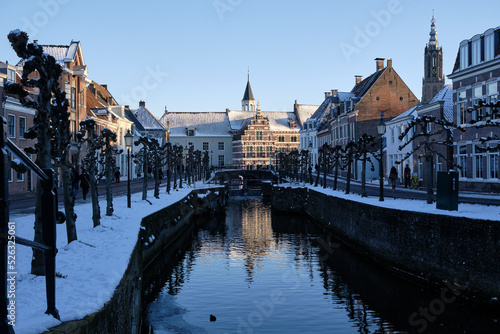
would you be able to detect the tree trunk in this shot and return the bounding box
[90,167,100,227]
[31,103,51,276]
[142,150,148,200]
[361,156,367,197]
[346,158,352,194]
[62,163,77,243]
[426,153,434,204]
[333,161,339,191]
[105,156,113,216]
[154,156,160,199]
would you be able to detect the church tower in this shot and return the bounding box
[422,14,444,103]
[242,72,256,111]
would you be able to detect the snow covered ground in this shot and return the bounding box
[8,181,499,333]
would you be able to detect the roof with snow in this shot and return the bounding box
[351,69,386,98]
[130,104,165,131]
[227,110,299,132]
[295,104,319,127]
[429,84,453,122]
[390,104,422,123]
[159,112,231,137]
[16,40,83,67]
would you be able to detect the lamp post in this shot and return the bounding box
[377,114,386,201]
[124,130,133,208]
[308,141,313,184]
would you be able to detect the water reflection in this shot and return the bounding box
[143,197,500,334]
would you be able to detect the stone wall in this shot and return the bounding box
[273,186,500,302]
[45,187,225,334]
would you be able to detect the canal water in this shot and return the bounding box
[142,197,500,334]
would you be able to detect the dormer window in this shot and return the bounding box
[186,126,196,136]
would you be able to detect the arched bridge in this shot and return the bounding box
[212,169,278,196]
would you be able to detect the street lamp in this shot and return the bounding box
[308,141,313,184]
[377,113,386,201]
[124,130,134,208]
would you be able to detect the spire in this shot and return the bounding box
[242,76,255,101]
[428,13,439,50]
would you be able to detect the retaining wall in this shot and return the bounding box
[45,187,225,334]
[272,186,500,302]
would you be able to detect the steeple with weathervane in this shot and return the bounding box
[242,69,256,111]
[422,13,444,103]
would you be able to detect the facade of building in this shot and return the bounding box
[422,16,445,104]
[448,26,500,192]
[159,110,233,168]
[28,40,90,167]
[86,81,135,179]
[1,61,37,194]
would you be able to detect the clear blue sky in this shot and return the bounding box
[1,0,499,118]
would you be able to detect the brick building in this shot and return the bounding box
[1,61,37,194]
[448,26,500,192]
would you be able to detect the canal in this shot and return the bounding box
[142,197,500,333]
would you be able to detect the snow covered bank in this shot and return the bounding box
[9,184,215,334]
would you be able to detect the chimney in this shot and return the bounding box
[331,89,338,97]
[101,84,108,90]
[375,58,385,71]
[387,58,392,68]
[139,101,145,107]
[125,105,129,109]
[325,92,331,99]
[164,106,168,114]
[355,75,363,84]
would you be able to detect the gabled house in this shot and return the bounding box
[21,40,91,167]
[85,81,135,178]
[126,101,167,145]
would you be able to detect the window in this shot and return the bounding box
[256,131,263,140]
[187,129,195,136]
[257,146,263,158]
[436,155,442,172]
[71,120,77,141]
[71,87,76,109]
[278,136,285,143]
[7,69,15,83]
[418,158,424,180]
[473,144,484,179]
[218,142,224,150]
[8,115,15,138]
[485,30,495,62]
[188,142,193,148]
[487,82,498,119]
[391,128,395,144]
[19,116,26,139]
[218,155,224,167]
[471,38,481,66]
[472,86,483,121]
[291,136,297,143]
[80,89,85,106]
[457,91,467,125]
[460,42,469,70]
[457,145,467,178]
[17,169,24,182]
[203,142,209,151]
[488,147,499,179]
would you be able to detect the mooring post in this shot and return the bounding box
[41,168,60,320]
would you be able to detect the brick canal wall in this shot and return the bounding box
[45,187,226,334]
[272,186,500,302]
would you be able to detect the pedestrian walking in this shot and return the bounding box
[72,166,80,197]
[115,168,121,183]
[389,166,398,190]
[404,164,411,188]
[80,169,90,200]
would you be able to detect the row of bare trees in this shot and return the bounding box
[5,30,209,276]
